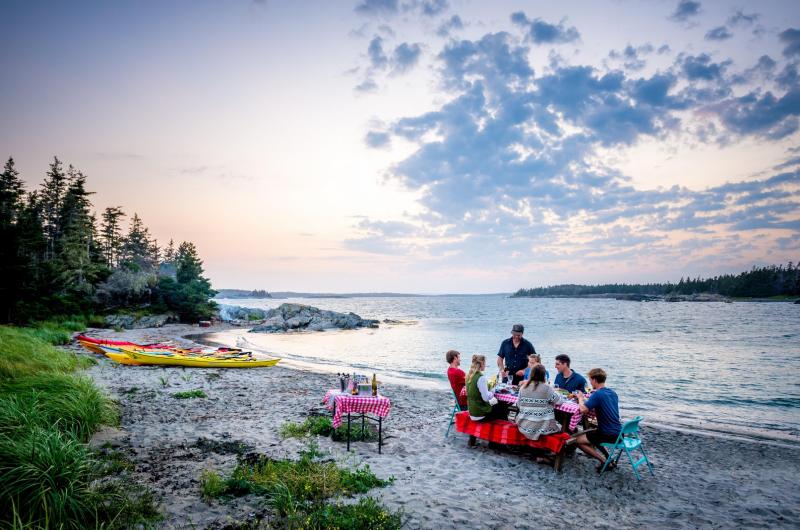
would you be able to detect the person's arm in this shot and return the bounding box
[477,375,498,404]
[496,355,505,376]
[578,391,597,415]
[455,369,465,389]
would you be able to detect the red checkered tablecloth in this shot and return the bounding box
[494,391,590,431]
[323,390,392,428]
[454,412,569,453]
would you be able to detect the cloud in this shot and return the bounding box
[354,0,398,17]
[352,15,800,268]
[681,53,730,81]
[510,12,580,45]
[669,0,701,23]
[608,43,654,71]
[367,36,388,69]
[419,0,448,17]
[713,89,800,139]
[727,10,759,27]
[355,78,379,92]
[391,42,422,74]
[436,14,463,37]
[705,26,732,41]
[365,130,391,148]
[779,28,800,58]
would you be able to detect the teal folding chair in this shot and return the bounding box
[445,388,466,438]
[599,416,655,480]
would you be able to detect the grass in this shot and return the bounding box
[200,441,399,528]
[173,389,207,399]
[280,415,379,443]
[0,322,161,529]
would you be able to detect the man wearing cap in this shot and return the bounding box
[497,324,536,385]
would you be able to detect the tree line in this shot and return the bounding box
[512,263,800,298]
[0,156,217,323]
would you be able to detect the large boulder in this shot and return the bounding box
[249,303,378,333]
[217,304,268,322]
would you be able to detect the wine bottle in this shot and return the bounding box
[371,373,378,396]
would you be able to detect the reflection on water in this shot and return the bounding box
[210,295,800,444]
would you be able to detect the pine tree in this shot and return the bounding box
[120,213,154,271]
[100,206,125,267]
[56,170,99,293]
[162,238,176,263]
[0,157,28,322]
[176,241,203,284]
[40,157,68,261]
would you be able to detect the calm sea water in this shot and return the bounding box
[212,295,800,444]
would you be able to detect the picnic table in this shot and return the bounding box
[323,390,391,453]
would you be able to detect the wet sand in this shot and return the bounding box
[77,324,800,529]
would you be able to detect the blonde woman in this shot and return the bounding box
[466,354,508,422]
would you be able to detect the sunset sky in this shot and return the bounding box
[2,0,799,293]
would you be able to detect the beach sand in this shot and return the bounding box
[77,324,800,529]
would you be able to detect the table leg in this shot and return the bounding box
[378,416,382,454]
[361,413,365,439]
[347,412,351,452]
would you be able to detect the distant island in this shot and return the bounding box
[214,289,272,299]
[512,263,800,300]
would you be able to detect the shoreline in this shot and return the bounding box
[78,324,800,529]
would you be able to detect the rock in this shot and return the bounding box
[249,303,379,333]
[217,304,268,322]
[664,293,731,302]
[104,313,178,329]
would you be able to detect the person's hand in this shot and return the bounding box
[489,397,498,406]
[515,369,525,377]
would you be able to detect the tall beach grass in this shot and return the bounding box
[0,323,159,529]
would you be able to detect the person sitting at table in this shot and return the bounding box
[553,354,588,394]
[466,354,508,422]
[522,353,550,383]
[515,364,564,441]
[445,349,468,409]
[575,367,623,472]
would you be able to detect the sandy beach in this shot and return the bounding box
[77,324,800,529]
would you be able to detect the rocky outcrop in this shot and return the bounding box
[249,303,378,333]
[217,304,268,322]
[664,293,732,302]
[104,313,178,329]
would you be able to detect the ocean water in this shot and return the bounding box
[212,295,800,444]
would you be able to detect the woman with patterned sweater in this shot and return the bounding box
[515,364,564,440]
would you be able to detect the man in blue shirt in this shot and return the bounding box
[496,324,536,385]
[553,354,588,393]
[575,367,623,472]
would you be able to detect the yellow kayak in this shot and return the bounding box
[103,350,144,366]
[120,346,280,368]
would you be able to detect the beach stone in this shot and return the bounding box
[248,303,378,333]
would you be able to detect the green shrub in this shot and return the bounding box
[173,389,206,399]
[200,469,226,501]
[291,497,403,530]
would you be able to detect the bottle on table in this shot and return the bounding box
[372,373,378,396]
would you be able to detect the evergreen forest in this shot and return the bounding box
[512,263,800,298]
[0,156,217,323]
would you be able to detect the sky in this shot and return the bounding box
[1,0,799,293]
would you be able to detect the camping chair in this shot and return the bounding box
[598,416,655,481]
[445,387,466,438]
